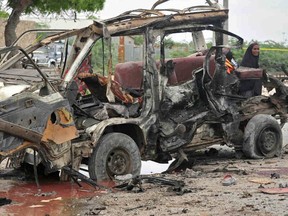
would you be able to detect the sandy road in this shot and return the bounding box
[67,144,288,216]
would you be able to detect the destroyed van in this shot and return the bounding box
[0,0,287,181]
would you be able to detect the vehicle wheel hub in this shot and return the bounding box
[259,129,277,153]
[107,148,130,176]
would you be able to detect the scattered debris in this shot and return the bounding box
[279,183,288,188]
[213,164,248,175]
[115,174,133,181]
[84,207,106,215]
[241,191,252,198]
[35,191,57,197]
[0,197,12,206]
[222,174,236,186]
[114,175,190,195]
[142,176,189,195]
[29,204,45,208]
[62,166,102,189]
[142,176,184,188]
[248,178,274,185]
[114,175,144,192]
[40,197,62,203]
[270,173,280,179]
[164,149,191,173]
[259,188,288,194]
[182,168,201,178]
[182,208,189,213]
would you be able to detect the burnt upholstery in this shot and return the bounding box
[114,56,216,90]
[114,61,144,90]
[235,67,263,79]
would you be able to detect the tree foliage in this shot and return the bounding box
[3,0,105,47]
[0,10,8,18]
[0,1,9,18]
[91,39,118,75]
[22,0,105,14]
[133,35,144,46]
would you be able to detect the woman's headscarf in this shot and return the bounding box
[240,42,259,68]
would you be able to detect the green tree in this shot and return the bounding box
[0,11,8,19]
[259,41,288,73]
[3,0,105,47]
[133,35,144,46]
[0,1,9,18]
[91,38,118,75]
[163,37,175,49]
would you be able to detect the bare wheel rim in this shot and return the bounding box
[106,148,131,177]
[257,127,279,155]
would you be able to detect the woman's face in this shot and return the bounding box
[251,44,260,56]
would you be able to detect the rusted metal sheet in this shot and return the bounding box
[88,10,228,37]
[42,108,78,144]
[105,10,228,35]
[2,0,288,180]
[40,27,90,45]
[184,138,225,152]
[0,141,36,156]
[0,119,42,144]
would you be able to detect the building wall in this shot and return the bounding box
[0,19,36,48]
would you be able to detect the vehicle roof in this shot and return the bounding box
[0,3,229,71]
[40,5,228,44]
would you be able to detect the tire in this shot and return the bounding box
[88,132,141,181]
[242,114,282,159]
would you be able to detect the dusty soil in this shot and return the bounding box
[68,146,288,216]
[1,146,288,216]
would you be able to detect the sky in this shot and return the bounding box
[95,0,288,43]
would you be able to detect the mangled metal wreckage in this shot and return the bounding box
[0,1,288,181]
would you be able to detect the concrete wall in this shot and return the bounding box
[0,19,36,48]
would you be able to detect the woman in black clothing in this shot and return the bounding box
[241,42,260,68]
[239,42,262,96]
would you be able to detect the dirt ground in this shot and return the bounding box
[67,145,288,216]
[1,145,288,216]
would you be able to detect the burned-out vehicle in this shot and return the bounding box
[0,0,288,181]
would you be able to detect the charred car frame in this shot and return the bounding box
[0,0,287,181]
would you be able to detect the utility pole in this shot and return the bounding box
[118,36,125,63]
[223,0,229,45]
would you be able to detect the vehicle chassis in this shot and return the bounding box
[0,1,287,181]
